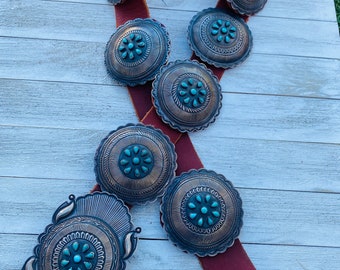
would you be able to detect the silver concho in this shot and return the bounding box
[226,0,268,15]
[94,124,177,205]
[105,18,170,86]
[22,193,141,270]
[161,169,243,257]
[152,60,222,132]
[188,8,253,69]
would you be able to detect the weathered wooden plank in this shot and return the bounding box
[1,177,339,248]
[0,126,339,192]
[0,37,339,98]
[42,0,338,22]
[1,79,340,144]
[1,2,339,59]
[1,233,339,270]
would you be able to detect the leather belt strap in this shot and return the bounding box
[94,0,256,269]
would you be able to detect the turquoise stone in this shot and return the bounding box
[190,213,197,219]
[72,242,79,251]
[63,248,71,256]
[124,149,131,156]
[82,244,89,252]
[144,157,152,163]
[128,43,134,49]
[181,82,188,88]
[61,260,70,266]
[201,206,208,214]
[73,254,81,263]
[85,252,95,259]
[84,262,92,269]
[190,89,197,95]
[197,218,203,226]
[199,89,207,95]
[196,195,202,202]
[138,42,145,47]
[120,159,129,165]
[188,202,196,209]
[211,201,219,207]
[121,51,127,59]
[212,211,220,217]
[132,157,140,165]
[198,97,205,104]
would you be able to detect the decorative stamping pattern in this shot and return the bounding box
[180,186,227,235]
[53,232,104,270]
[188,8,253,68]
[161,169,243,257]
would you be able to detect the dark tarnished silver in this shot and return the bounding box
[22,193,141,270]
[226,0,268,15]
[161,169,243,257]
[108,0,126,5]
[188,8,253,69]
[105,18,170,86]
[94,124,177,205]
[152,60,222,132]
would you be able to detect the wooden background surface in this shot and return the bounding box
[1,0,340,269]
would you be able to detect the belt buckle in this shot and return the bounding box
[23,193,141,270]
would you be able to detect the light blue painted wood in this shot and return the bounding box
[0,0,339,269]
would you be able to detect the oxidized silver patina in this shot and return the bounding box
[95,124,177,205]
[105,18,170,86]
[22,193,141,270]
[188,8,252,69]
[226,0,268,15]
[161,169,243,257]
[152,60,222,132]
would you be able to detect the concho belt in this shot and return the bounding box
[23,0,267,269]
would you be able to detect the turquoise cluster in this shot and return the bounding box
[118,33,146,60]
[177,78,207,109]
[60,241,96,270]
[187,192,221,228]
[211,19,237,43]
[118,144,154,179]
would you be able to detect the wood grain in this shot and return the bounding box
[0,0,339,269]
